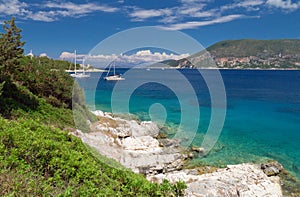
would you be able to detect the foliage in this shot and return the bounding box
[0,117,185,196]
[0,17,187,196]
[0,55,83,118]
[207,39,300,58]
[35,56,75,70]
[16,56,74,108]
[165,39,300,69]
[0,17,25,77]
[72,82,98,132]
[0,81,4,96]
[0,77,39,118]
[0,64,4,97]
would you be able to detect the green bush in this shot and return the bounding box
[0,117,186,196]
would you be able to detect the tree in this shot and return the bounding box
[0,81,4,96]
[0,17,25,77]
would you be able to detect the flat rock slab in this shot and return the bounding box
[148,163,282,197]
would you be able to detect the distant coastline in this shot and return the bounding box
[65,68,107,72]
[155,39,300,70]
[95,67,300,70]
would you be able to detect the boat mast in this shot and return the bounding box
[74,50,77,75]
[82,58,85,75]
[114,61,116,76]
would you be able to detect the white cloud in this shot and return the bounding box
[178,4,217,18]
[159,16,178,23]
[122,50,189,63]
[60,51,85,59]
[127,0,253,26]
[129,8,172,21]
[27,11,55,22]
[61,50,190,67]
[129,1,217,24]
[179,6,204,15]
[60,51,74,59]
[221,0,265,11]
[0,0,28,16]
[1,0,297,31]
[239,0,266,7]
[0,0,119,22]
[39,53,48,57]
[180,0,212,4]
[193,10,218,18]
[266,0,300,10]
[27,2,119,21]
[44,2,118,14]
[126,0,269,29]
[0,0,275,27]
[161,14,245,30]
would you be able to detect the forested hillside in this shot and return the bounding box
[207,39,300,58]
[162,39,300,69]
[0,17,185,196]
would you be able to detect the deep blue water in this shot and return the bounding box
[77,69,300,178]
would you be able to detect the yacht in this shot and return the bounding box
[70,50,90,78]
[104,61,124,81]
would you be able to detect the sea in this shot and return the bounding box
[76,69,300,179]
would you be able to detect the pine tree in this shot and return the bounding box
[0,17,25,77]
[0,81,4,96]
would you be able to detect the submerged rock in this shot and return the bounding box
[156,131,167,139]
[159,138,181,148]
[191,146,205,154]
[261,161,284,176]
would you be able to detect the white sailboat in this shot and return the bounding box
[104,61,125,81]
[70,50,90,78]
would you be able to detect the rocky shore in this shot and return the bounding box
[71,110,283,196]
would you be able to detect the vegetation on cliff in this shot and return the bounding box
[207,39,300,58]
[0,17,186,196]
[163,39,300,69]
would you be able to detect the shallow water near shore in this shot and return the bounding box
[77,69,300,180]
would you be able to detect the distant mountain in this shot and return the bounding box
[208,39,300,58]
[162,39,300,69]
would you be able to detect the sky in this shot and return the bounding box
[0,0,300,60]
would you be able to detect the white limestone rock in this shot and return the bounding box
[92,111,160,138]
[121,136,160,150]
[147,163,282,197]
[79,111,283,197]
[92,110,104,117]
[139,121,160,137]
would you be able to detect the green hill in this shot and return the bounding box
[207,39,300,59]
[163,39,300,69]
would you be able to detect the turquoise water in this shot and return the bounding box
[77,69,300,178]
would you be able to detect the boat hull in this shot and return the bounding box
[104,75,125,81]
[71,73,90,78]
